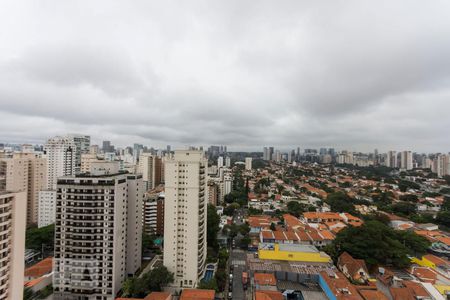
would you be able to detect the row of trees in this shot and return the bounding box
[26,224,55,253]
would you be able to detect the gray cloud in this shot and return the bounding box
[0,0,449,152]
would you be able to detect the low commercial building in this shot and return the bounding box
[258,243,331,263]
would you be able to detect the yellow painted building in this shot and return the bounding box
[411,254,447,270]
[258,243,331,263]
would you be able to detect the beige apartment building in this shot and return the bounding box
[138,153,163,191]
[0,191,27,300]
[53,172,143,299]
[163,150,208,288]
[0,152,47,225]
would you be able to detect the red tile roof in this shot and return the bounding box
[180,289,215,300]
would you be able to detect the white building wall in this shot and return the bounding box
[163,150,207,288]
[38,190,56,227]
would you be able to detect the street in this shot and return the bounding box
[230,249,247,300]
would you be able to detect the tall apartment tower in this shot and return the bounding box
[400,151,413,170]
[38,136,77,228]
[53,172,143,300]
[217,156,224,168]
[245,157,252,170]
[138,153,162,191]
[0,191,27,300]
[386,151,397,168]
[0,152,47,225]
[143,192,165,235]
[163,150,208,288]
[225,156,231,168]
[44,136,77,189]
[67,134,90,174]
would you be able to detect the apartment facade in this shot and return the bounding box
[138,153,163,191]
[53,172,143,300]
[0,152,47,225]
[0,191,27,300]
[163,150,208,288]
[143,192,165,235]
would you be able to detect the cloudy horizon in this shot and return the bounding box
[1,1,450,153]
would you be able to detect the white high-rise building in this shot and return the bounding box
[225,156,231,168]
[245,157,252,170]
[224,174,232,195]
[275,150,282,162]
[436,154,450,177]
[163,150,208,288]
[38,136,77,227]
[386,151,397,168]
[53,172,143,299]
[44,136,77,189]
[217,156,224,168]
[0,191,27,300]
[400,151,413,170]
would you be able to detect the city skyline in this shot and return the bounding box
[1,1,450,152]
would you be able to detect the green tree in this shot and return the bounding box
[26,224,55,252]
[270,223,276,231]
[207,204,220,251]
[326,221,430,268]
[287,201,306,217]
[215,269,227,292]
[24,287,34,300]
[398,180,420,192]
[199,278,218,291]
[443,175,450,185]
[223,203,240,216]
[326,192,355,213]
[436,211,450,227]
[442,196,450,211]
[122,266,174,297]
[391,202,417,217]
[399,194,419,202]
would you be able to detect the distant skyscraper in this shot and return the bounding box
[275,150,282,162]
[217,156,224,168]
[163,150,207,288]
[53,172,143,299]
[320,148,327,155]
[245,157,252,170]
[167,145,171,153]
[263,147,269,160]
[400,151,413,170]
[386,151,397,168]
[0,191,26,300]
[138,153,162,191]
[225,156,231,167]
[102,140,113,153]
[67,134,90,173]
[133,143,144,163]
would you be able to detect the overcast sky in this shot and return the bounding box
[1,1,449,152]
